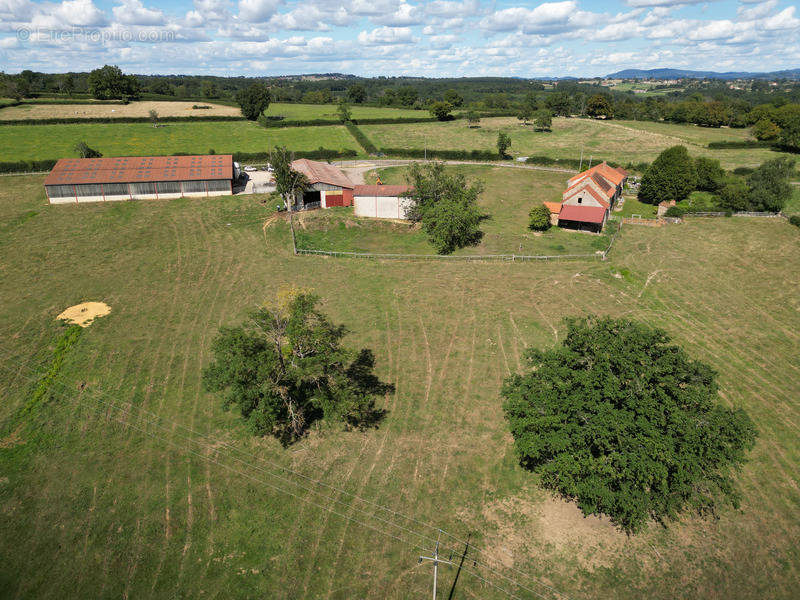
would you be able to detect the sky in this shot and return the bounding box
[1,0,799,77]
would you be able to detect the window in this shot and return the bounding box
[578,197,583,204]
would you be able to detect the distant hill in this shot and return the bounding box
[606,67,800,80]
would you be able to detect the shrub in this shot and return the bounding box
[746,157,796,212]
[694,157,725,192]
[664,205,686,217]
[789,215,800,227]
[528,204,552,231]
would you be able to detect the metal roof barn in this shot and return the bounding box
[44,155,234,204]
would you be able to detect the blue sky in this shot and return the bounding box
[1,0,799,77]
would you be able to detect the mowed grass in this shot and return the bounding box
[296,165,613,256]
[264,102,425,121]
[0,101,241,120]
[0,121,360,161]
[1,175,800,599]
[360,117,795,170]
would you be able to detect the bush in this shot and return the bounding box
[733,166,754,176]
[746,157,796,212]
[694,157,725,192]
[502,316,757,533]
[789,215,800,227]
[664,205,686,217]
[528,204,552,231]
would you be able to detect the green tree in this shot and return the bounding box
[87,65,140,100]
[270,146,309,212]
[752,118,780,141]
[517,106,533,125]
[202,82,219,99]
[777,115,800,152]
[73,141,102,158]
[396,86,418,107]
[60,74,74,96]
[405,161,484,254]
[502,316,757,533]
[443,89,464,107]
[528,204,551,231]
[347,83,367,104]
[586,94,613,119]
[534,109,552,132]
[716,180,749,212]
[638,145,697,205]
[497,132,512,158]
[236,82,271,120]
[337,101,352,123]
[466,110,481,127]
[545,92,571,117]
[203,288,390,444]
[746,157,795,212]
[694,157,725,192]
[428,101,453,121]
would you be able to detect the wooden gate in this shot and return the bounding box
[325,193,344,207]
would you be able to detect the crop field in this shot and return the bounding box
[360,117,794,170]
[264,102,425,121]
[0,121,360,162]
[1,174,799,599]
[295,165,612,256]
[0,101,241,120]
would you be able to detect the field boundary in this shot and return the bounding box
[289,213,621,262]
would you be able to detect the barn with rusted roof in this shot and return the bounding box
[289,158,354,210]
[44,155,234,204]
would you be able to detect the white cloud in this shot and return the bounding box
[112,0,164,26]
[373,2,423,26]
[238,0,279,23]
[625,0,703,6]
[357,25,414,45]
[49,0,107,26]
[480,2,594,35]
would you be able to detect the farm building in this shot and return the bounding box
[353,185,414,220]
[44,155,234,204]
[290,159,354,210]
[545,161,628,233]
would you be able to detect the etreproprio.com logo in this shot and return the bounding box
[16,27,175,43]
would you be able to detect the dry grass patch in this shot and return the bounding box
[0,101,240,120]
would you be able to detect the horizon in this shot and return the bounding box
[1,0,799,78]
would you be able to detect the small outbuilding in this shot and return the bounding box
[44,154,234,204]
[353,185,414,220]
[290,158,354,210]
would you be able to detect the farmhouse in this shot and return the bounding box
[547,161,628,233]
[290,158,354,210]
[353,185,414,220]
[44,154,234,204]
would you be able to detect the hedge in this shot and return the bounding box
[707,140,770,149]
[345,123,378,154]
[0,115,247,126]
[524,155,649,173]
[379,148,500,161]
[0,159,59,174]
[258,114,439,128]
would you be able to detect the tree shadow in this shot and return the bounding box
[343,348,393,430]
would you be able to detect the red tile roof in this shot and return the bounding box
[353,185,412,197]
[567,161,627,188]
[291,159,354,189]
[544,201,562,214]
[563,180,610,208]
[558,204,607,224]
[44,155,233,186]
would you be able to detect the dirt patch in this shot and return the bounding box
[481,495,627,571]
[0,424,24,448]
[57,302,111,327]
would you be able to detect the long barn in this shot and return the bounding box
[44,154,234,204]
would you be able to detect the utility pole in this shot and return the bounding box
[418,530,454,600]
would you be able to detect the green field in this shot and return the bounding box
[360,117,794,170]
[0,121,360,162]
[295,165,612,256]
[1,174,799,599]
[264,102,425,121]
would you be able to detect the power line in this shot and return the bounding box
[0,345,571,600]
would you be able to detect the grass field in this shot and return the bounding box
[0,101,241,120]
[0,121,360,162]
[1,174,799,599]
[295,165,612,256]
[360,117,795,170]
[264,103,425,121]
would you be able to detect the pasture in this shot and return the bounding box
[0,121,360,162]
[1,174,799,599]
[0,101,241,120]
[294,165,612,256]
[264,102,424,121]
[360,117,795,170]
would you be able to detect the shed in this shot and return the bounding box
[290,159,354,210]
[557,204,607,233]
[353,185,414,220]
[44,155,234,204]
